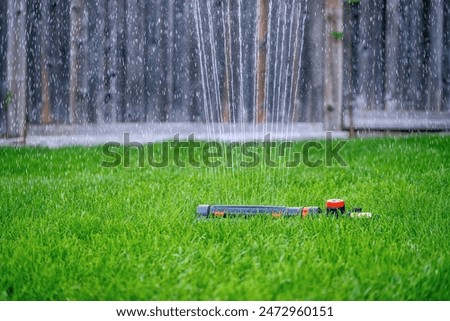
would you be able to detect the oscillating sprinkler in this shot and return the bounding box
[197,199,372,219]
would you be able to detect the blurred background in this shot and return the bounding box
[0,0,449,139]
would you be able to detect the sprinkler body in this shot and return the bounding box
[325,199,346,217]
[197,205,321,219]
[197,199,373,219]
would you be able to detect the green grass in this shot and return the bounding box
[0,134,449,300]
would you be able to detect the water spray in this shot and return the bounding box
[197,199,372,219]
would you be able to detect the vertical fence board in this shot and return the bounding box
[427,0,443,111]
[69,0,89,124]
[143,0,158,122]
[323,0,343,130]
[171,0,190,121]
[157,0,175,122]
[373,2,385,111]
[39,1,52,124]
[87,0,106,123]
[188,2,202,122]
[6,0,27,137]
[243,0,257,122]
[342,0,353,121]
[301,1,323,122]
[0,0,7,135]
[255,0,268,123]
[105,0,118,122]
[49,1,70,124]
[408,0,426,111]
[354,1,369,111]
[116,0,127,122]
[384,0,400,111]
[444,0,450,111]
[26,0,41,124]
[124,0,145,122]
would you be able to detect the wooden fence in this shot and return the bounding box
[343,0,450,130]
[1,0,449,138]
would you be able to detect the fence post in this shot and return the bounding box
[323,0,343,131]
[255,0,268,123]
[6,0,27,138]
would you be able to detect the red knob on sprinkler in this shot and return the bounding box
[326,199,345,217]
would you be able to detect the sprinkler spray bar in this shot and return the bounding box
[197,199,372,219]
[197,205,321,219]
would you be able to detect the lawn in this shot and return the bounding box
[0,134,449,300]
